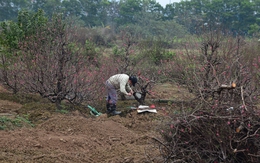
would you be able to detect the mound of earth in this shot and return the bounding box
[1,112,165,163]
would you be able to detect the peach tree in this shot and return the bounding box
[153,30,260,163]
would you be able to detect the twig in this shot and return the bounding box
[210,62,220,86]
[240,86,248,111]
[151,137,171,151]
[33,154,45,160]
[248,153,260,157]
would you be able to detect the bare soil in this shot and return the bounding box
[0,83,190,163]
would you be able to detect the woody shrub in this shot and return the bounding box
[154,30,260,163]
[162,31,260,108]
[155,106,260,163]
[0,11,119,110]
[0,9,48,94]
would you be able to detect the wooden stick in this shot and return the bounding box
[240,86,248,111]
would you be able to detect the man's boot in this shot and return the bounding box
[110,104,121,115]
[106,103,113,114]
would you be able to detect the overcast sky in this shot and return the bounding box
[157,0,182,7]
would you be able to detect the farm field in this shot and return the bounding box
[0,83,188,163]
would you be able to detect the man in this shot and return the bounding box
[105,74,138,115]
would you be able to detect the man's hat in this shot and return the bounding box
[129,76,138,87]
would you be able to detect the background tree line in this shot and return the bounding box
[1,0,260,37]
